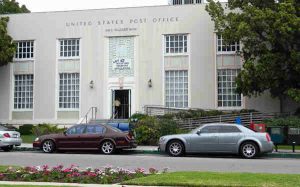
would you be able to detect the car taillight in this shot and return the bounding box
[126,134,132,140]
[3,133,10,138]
[266,133,271,142]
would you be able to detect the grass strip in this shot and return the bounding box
[277,145,300,150]
[21,135,36,144]
[122,171,300,187]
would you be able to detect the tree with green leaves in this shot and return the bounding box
[0,0,30,66]
[206,0,300,109]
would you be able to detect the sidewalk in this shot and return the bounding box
[0,181,165,187]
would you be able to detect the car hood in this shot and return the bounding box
[161,133,191,140]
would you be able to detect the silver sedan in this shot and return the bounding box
[158,123,274,158]
[0,125,22,152]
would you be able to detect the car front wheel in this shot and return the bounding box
[167,140,184,157]
[240,142,258,159]
[101,140,115,154]
[42,140,56,153]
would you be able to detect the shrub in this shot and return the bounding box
[31,124,66,137]
[134,115,186,145]
[134,116,159,145]
[129,113,148,122]
[19,124,34,135]
[263,116,300,127]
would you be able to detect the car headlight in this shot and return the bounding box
[34,137,39,142]
[159,137,166,143]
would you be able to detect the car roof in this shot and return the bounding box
[202,123,239,127]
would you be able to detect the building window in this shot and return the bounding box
[217,35,240,52]
[165,70,188,108]
[59,73,80,109]
[217,69,242,107]
[14,74,33,109]
[165,34,188,54]
[59,39,80,57]
[14,41,34,59]
[172,0,183,5]
[171,0,201,4]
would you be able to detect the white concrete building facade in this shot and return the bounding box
[0,3,284,124]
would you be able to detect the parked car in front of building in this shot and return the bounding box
[158,123,274,158]
[0,125,22,152]
[33,123,137,154]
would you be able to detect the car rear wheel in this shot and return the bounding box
[1,145,13,152]
[167,140,184,157]
[42,140,56,153]
[101,140,115,154]
[240,142,258,159]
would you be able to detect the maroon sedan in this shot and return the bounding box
[33,124,137,154]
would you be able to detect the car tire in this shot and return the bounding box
[100,140,115,155]
[240,141,258,159]
[167,140,185,157]
[42,140,56,153]
[1,145,13,152]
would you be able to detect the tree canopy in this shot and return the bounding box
[206,0,300,103]
[0,0,30,66]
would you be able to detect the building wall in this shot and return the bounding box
[0,4,284,124]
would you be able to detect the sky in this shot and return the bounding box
[16,0,170,12]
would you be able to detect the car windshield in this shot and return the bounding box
[190,128,200,134]
[0,125,8,131]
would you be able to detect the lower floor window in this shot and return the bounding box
[217,69,242,107]
[59,73,80,109]
[165,70,188,108]
[14,74,34,109]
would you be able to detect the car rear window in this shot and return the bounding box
[219,126,241,133]
[110,126,123,133]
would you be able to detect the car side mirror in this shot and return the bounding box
[196,130,201,135]
[63,131,67,136]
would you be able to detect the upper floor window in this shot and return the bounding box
[14,41,34,59]
[59,39,80,58]
[165,34,188,54]
[170,0,201,5]
[217,35,240,53]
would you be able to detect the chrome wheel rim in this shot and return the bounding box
[169,142,182,156]
[43,141,53,153]
[242,144,256,158]
[102,142,114,154]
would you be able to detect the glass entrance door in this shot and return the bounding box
[112,89,131,119]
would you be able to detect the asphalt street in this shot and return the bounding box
[0,151,300,174]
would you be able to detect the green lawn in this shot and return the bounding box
[277,145,300,150]
[0,166,20,172]
[122,172,300,187]
[21,135,36,144]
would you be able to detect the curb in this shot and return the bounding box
[13,147,300,158]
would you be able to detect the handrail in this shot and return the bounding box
[78,107,98,124]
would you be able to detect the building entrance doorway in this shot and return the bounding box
[112,89,131,119]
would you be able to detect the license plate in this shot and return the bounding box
[13,134,18,138]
